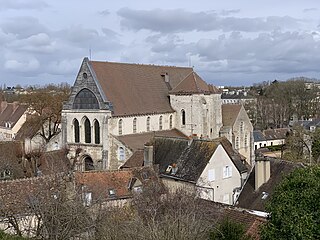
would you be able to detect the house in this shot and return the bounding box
[236,157,304,212]
[61,58,254,171]
[0,101,28,141]
[75,166,163,206]
[253,128,289,151]
[153,137,248,205]
[220,104,254,164]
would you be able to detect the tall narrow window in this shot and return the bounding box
[146,117,150,132]
[84,118,91,143]
[244,134,248,147]
[181,109,186,126]
[94,120,100,144]
[133,118,137,133]
[240,121,244,133]
[73,119,80,143]
[236,136,239,149]
[169,115,173,129]
[118,147,125,161]
[159,116,163,130]
[118,119,123,135]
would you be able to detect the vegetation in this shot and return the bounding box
[0,231,29,240]
[261,165,320,240]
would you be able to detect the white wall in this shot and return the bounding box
[197,145,242,205]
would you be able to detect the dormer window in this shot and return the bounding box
[108,189,116,197]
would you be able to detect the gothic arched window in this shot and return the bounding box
[133,118,137,133]
[159,116,163,130]
[73,88,99,109]
[94,120,100,144]
[146,117,150,132]
[118,119,123,135]
[84,118,91,143]
[181,109,186,126]
[73,119,80,143]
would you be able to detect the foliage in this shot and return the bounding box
[20,85,70,143]
[0,231,29,240]
[311,129,320,163]
[209,218,253,240]
[261,166,320,240]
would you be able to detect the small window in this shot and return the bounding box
[118,147,125,161]
[146,117,150,132]
[223,166,232,178]
[181,109,186,126]
[84,192,92,206]
[236,136,239,149]
[159,116,163,130]
[244,135,248,147]
[169,115,173,129]
[142,171,149,180]
[208,169,215,181]
[133,118,137,133]
[108,189,116,197]
[84,118,91,143]
[94,120,100,144]
[73,119,80,143]
[240,121,244,133]
[118,119,123,135]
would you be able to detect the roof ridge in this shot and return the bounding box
[89,60,192,70]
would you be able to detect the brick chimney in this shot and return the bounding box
[255,157,271,190]
[143,144,154,167]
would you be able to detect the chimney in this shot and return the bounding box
[255,157,271,190]
[143,144,154,167]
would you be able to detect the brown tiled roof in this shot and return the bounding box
[236,158,303,211]
[0,142,25,179]
[222,104,242,127]
[38,150,71,175]
[0,102,28,128]
[117,129,188,151]
[15,117,41,140]
[75,167,162,201]
[169,71,219,94]
[89,61,193,116]
[263,128,290,140]
[120,150,144,169]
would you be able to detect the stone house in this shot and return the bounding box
[0,101,28,141]
[61,58,253,171]
[153,137,248,205]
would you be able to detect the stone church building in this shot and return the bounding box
[62,57,253,171]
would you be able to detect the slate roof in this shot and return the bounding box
[89,60,193,116]
[0,102,28,128]
[253,130,266,142]
[221,104,242,127]
[154,137,247,182]
[236,158,303,212]
[117,128,188,151]
[120,150,144,169]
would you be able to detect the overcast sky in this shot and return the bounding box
[1,0,320,87]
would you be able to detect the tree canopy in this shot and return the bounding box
[261,165,320,240]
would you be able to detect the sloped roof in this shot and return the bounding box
[89,60,193,116]
[117,129,188,151]
[75,167,161,201]
[154,137,247,182]
[120,150,144,169]
[222,104,242,127]
[0,142,24,179]
[253,130,266,142]
[263,128,289,140]
[169,71,219,94]
[15,117,41,140]
[236,158,303,211]
[0,102,28,128]
[38,150,71,175]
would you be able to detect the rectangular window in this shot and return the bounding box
[223,166,232,178]
[208,169,215,181]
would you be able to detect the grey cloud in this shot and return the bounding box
[303,8,317,12]
[102,28,121,39]
[117,8,300,33]
[99,9,110,16]
[220,9,240,16]
[0,0,48,10]
[1,16,47,39]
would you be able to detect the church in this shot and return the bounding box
[61,57,253,171]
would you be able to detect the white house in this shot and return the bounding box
[153,137,248,205]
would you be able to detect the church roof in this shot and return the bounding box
[221,104,242,127]
[89,60,194,116]
[169,71,219,94]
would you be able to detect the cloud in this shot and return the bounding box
[1,16,47,39]
[99,9,110,16]
[0,0,48,10]
[4,58,40,73]
[117,8,300,33]
[303,8,317,13]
